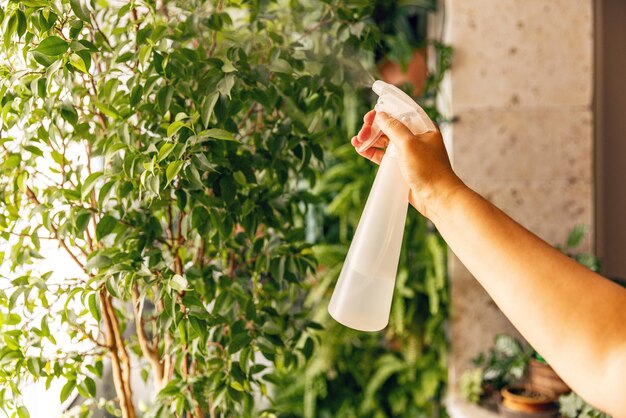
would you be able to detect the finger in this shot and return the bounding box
[357,124,372,142]
[377,112,414,147]
[363,109,376,124]
[357,146,385,165]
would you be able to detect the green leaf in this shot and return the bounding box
[81,172,103,200]
[269,58,292,73]
[219,176,236,204]
[166,161,184,184]
[200,93,219,128]
[129,85,143,108]
[70,0,91,22]
[96,215,117,240]
[24,144,44,157]
[302,336,314,359]
[74,210,91,234]
[21,0,49,6]
[83,377,96,397]
[17,406,29,418]
[221,60,237,73]
[4,14,16,50]
[115,51,134,63]
[85,254,112,270]
[87,293,101,322]
[229,333,251,354]
[95,102,121,119]
[158,142,175,161]
[217,74,235,98]
[157,85,173,113]
[170,274,187,292]
[97,180,115,208]
[230,381,244,392]
[495,334,522,357]
[60,379,76,403]
[38,10,58,31]
[167,121,186,137]
[566,225,585,249]
[32,51,57,67]
[33,36,68,56]
[69,53,88,73]
[60,103,78,126]
[178,321,187,345]
[2,154,21,169]
[16,10,26,38]
[203,128,236,142]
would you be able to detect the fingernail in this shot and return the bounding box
[378,111,389,118]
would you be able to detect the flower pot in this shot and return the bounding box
[528,358,571,396]
[377,49,427,97]
[499,386,559,418]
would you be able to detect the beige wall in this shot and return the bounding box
[443,0,594,394]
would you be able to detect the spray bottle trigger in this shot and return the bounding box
[356,118,383,153]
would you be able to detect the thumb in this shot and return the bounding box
[376,112,414,147]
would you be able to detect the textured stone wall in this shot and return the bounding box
[444,0,594,394]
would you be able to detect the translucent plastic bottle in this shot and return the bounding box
[328,80,436,332]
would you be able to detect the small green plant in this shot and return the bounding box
[371,0,436,67]
[460,334,532,403]
[459,369,483,404]
[559,392,612,418]
[559,225,600,272]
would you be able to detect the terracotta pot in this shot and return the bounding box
[377,49,427,97]
[499,387,558,418]
[528,359,571,396]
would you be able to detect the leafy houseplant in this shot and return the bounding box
[460,334,532,406]
[557,226,600,273]
[0,0,381,416]
[372,0,436,95]
[500,386,558,418]
[462,336,612,417]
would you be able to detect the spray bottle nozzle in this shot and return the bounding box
[356,81,435,154]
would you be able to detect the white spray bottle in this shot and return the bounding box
[328,80,436,332]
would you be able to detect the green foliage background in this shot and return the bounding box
[0,0,450,416]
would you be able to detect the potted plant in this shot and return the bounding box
[460,334,532,410]
[527,353,571,396]
[371,0,436,96]
[500,386,559,418]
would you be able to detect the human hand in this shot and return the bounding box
[350,110,465,219]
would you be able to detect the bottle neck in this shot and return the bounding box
[385,143,399,159]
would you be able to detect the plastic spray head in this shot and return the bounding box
[357,81,435,153]
[328,80,436,332]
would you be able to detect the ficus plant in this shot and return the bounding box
[0,0,381,417]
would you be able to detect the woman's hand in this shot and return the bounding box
[350,109,465,219]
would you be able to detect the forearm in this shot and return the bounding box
[430,184,626,415]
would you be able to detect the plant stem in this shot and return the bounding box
[208,0,224,56]
[132,284,164,391]
[100,289,135,418]
[102,293,135,417]
[24,186,86,272]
